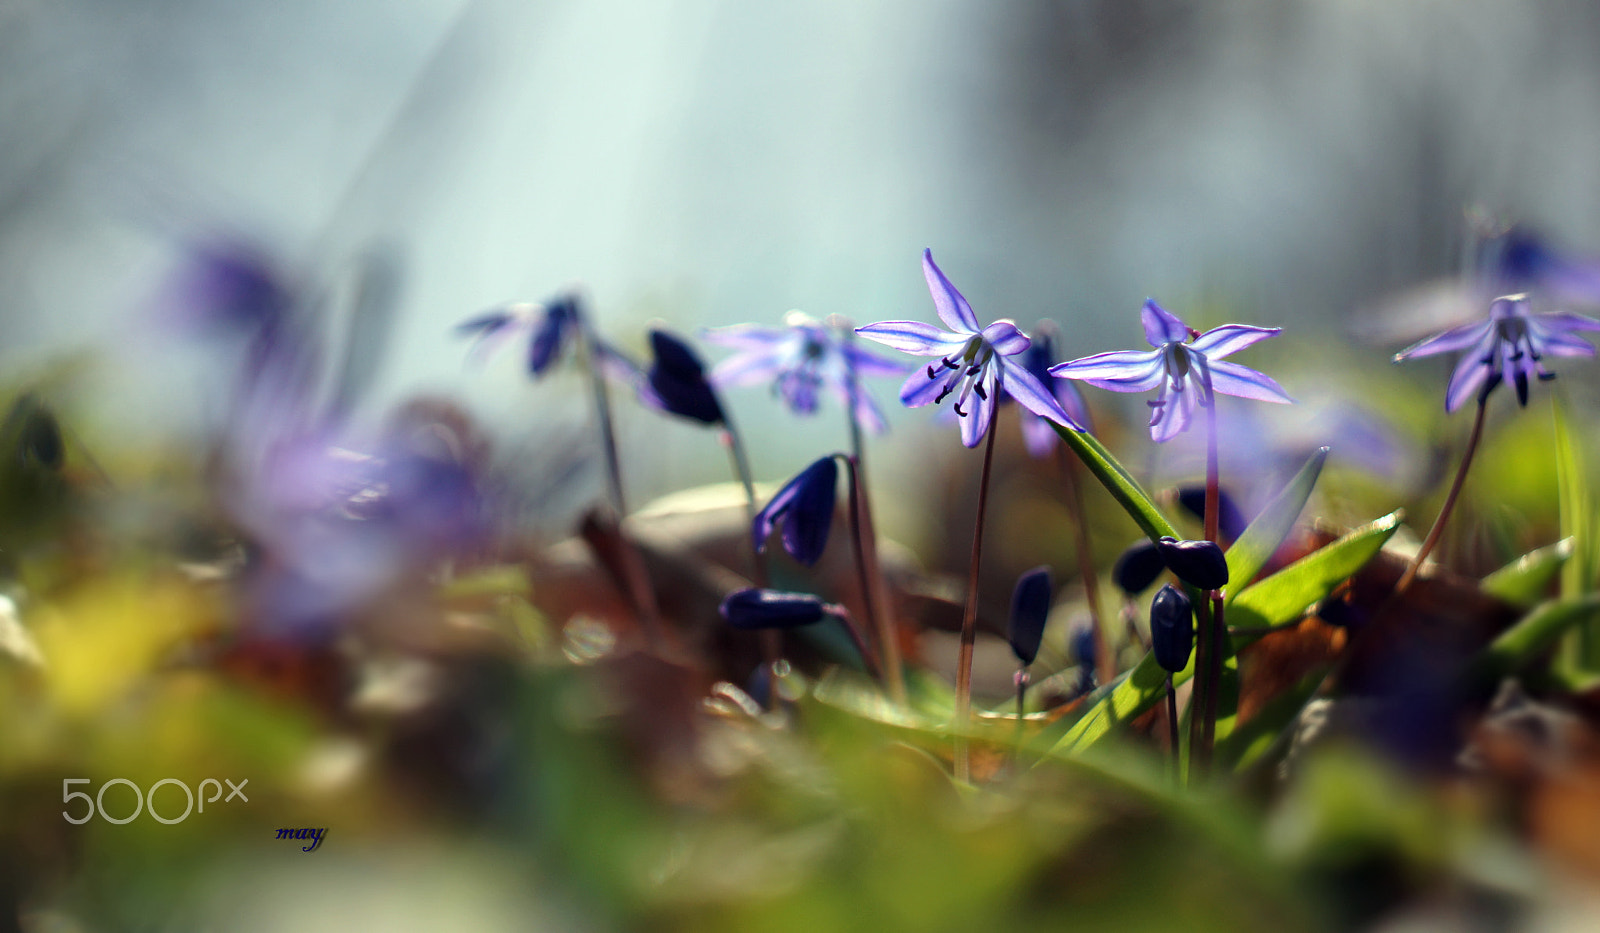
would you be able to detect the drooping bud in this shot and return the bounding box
[1007,566,1052,666]
[1112,540,1166,595]
[1156,536,1229,591]
[752,456,838,566]
[645,329,725,424]
[1150,584,1195,674]
[719,588,829,630]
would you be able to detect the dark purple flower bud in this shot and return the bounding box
[1156,536,1229,591]
[1007,566,1052,665]
[1112,540,1166,595]
[645,329,725,424]
[1150,584,1194,674]
[1069,627,1096,672]
[1176,486,1248,541]
[720,588,828,630]
[753,457,837,566]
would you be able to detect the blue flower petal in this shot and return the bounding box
[1207,360,1293,403]
[957,375,996,447]
[702,323,790,350]
[710,346,793,387]
[1188,324,1281,361]
[1151,377,1201,442]
[1528,320,1599,357]
[1443,326,1500,412]
[980,320,1030,356]
[900,362,961,407]
[1141,300,1189,347]
[779,457,838,566]
[999,356,1082,429]
[857,320,968,355]
[1393,319,1493,361]
[922,249,981,333]
[1052,349,1165,392]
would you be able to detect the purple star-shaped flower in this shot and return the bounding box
[1050,300,1290,442]
[856,249,1084,447]
[1393,293,1600,411]
[455,295,580,377]
[703,312,903,434]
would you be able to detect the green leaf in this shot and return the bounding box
[1465,593,1600,688]
[1480,538,1574,609]
[1226,511,1404,632]
[1043,512,1404,758]
[1553,392,1592,599]
[1224,447,1328,597]
[1052,424,1180,542]
[1214,666,1330,773]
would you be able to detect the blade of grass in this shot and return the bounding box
[1225,447,1329,594]
[1464,593,1600,690]
[1480,538,1574,609]
[1552,391,1600,669]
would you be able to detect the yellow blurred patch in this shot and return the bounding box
[30,575,220,717]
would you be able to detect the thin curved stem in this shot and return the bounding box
[837,322,906,703]
[954,410,1001,784]
[579,314,664,649]
[837,454,900,696]
[721,413,778,689]
[1396,395,1489,595]
[1193,385,1225,781]
[1166,674,1180,784]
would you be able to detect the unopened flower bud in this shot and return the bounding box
[1150,584,1195,674]
[1156,536,1229,591]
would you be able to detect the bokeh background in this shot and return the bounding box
[7,1,1600,526]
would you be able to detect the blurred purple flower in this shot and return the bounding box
[161,239,295,338]
[856,249,1083,448]
[1050,300,1290,443]
[1393,293,1600,411]
[703,312,903,434]
[1009,324,1091,458]
[456,295,580,377]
